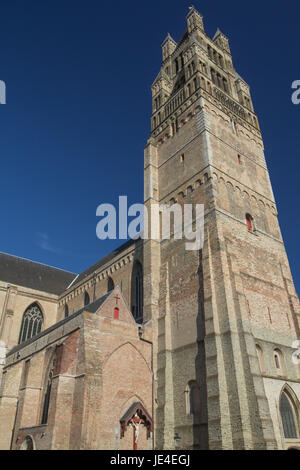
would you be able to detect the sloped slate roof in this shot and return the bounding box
[67,291,112,317]
[0,252,77,295]
[73,239,136,287]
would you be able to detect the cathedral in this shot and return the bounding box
[0,7,299,450]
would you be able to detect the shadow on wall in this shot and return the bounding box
[194,249,209,449]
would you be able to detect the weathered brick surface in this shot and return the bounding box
[0,288,152,450]
[0,6,299,452]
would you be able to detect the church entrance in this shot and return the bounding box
[120,402,152,450]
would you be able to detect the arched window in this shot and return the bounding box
[274,348,286,376]
[255,344,266,374]
[114,307,119,320]
[41,368,53,425]
[280,389,299,439]
[223,78,229,93]
[84,291,90,306]
[131,261,143,324]
[64,304,69,318]
[18,303,43,344]
[246,213,254,232]
[107,277,114,293]
[185,381,201,415]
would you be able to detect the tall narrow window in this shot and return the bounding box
[107,277,115,292]
[18,303,43,344]
[256,344,266,374]
[172,122,175,136]
[223,78,229,93]
[211,68,216,85]
[131,261,143,323]
[280,390,299,439]
[64,304,69,318]
[185,381,201,415]
[41,369,53,425]
[84,291,90,306]
[246,213,254,232]
[274,348,286,376]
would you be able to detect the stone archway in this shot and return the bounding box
[120,402,152,450]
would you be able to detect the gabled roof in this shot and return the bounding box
[120,401,153,438]
[0,252,77,295]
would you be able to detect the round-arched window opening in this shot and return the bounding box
[114,307,119,320]
[246,213,254,232]
[20,435,34,450]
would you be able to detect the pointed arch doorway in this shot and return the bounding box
[120,402,152,450]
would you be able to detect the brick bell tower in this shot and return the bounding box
[143,7,300,450]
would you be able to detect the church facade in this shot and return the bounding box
[0,7,299,450]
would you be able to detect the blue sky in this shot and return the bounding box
[0,0,299,292]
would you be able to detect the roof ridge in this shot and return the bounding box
[0,251,77,275]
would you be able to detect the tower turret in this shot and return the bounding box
[186,5,204,34]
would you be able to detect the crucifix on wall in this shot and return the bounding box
[129,413,145,450]
[120,402,153,451]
